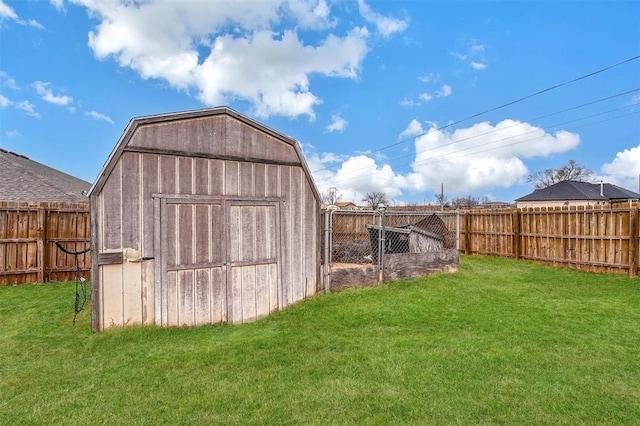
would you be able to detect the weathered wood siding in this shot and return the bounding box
[409,232,444,252]
[383,250,459,281]
[92,110,320,331]
[127,115,299,164]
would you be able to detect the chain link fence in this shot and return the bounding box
[322,209,459,289]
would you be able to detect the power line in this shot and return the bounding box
[393,89,639,168]
[310,55,640,175]
[407,99,638,166]
[410,110,640,171]
[326,109,640,186]
[410,109,640,170]
[373,55,640,153]
[314,88,640,184]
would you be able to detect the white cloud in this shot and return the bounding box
[437,84,452,97]
[418,73,438,83]
[195,29,367,118]
[286,0,335,29]
[72,0,377,119]
[399,98,419,108]
[453,39,487,71]
[600,144,640,191]
[0,93,11,107]
[0,1,43,28]
[0,71,18,91]
[334,155,407,199]
[308,152,407,202]
[631,94,640,105]
[398,119,423,140]
[26,19,44,29]
[412,85,450,104]
[85,110,114,123]
[326,113,347,133]
[407,120,580,193]
[357,0,408,38]
[450,120,579,158]
[0,0,17,20]
[15,100,40,118]
[50,0,65,11]
[317,151,346,165]
[309,119,580,202]
[6,129,20,137]
[470,43,485,54]
[34,81,73,106]
[305,150,347,192]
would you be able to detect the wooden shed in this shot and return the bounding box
[88,107,321,331]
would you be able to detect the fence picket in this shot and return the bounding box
[324,205,640,276]
[0,202,90,285]
[4,202,637,284]
[458,205,639,276]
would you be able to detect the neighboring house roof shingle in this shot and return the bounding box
[335,202,359,209]
[516,180,640,202]
[0,149,90,204]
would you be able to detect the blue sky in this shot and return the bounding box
[1,0,639,205]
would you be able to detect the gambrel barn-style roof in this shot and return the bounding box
[0,148,90,204]
[88,107,319,200]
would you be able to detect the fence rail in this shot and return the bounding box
[460,206,639,276]
[0,201,90,285]
[4,202,638,284]
[324,205,639,277]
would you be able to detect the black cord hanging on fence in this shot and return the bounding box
[54,241,90,325]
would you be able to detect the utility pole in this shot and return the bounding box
[329,187,336,205]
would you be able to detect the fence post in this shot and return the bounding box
[323,210,331,292]
[464,211,471,255]
[379,205,386,283]
[37,207,46,283]
[630,207,638,277]
[512,209,520,259]
[456,210,460,251]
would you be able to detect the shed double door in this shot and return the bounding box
[155,198,281,327]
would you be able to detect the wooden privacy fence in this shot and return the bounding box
[0,201,90,285]
[460,206,639,276]
[4,201,637,284]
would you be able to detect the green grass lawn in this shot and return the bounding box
[1,255,639,425]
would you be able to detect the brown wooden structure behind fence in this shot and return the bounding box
[0,201,90,285]
[460,206,639,276]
